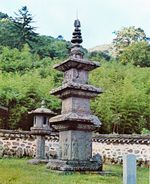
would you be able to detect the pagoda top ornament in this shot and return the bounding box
[70,19,84,59]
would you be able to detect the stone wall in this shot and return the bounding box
[0,129,59,159]
[92,134,150,167]
[0,130,149,166]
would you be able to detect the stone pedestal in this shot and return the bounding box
[47,130,102,171]
[47,19,103,171]
[47,159,102,171]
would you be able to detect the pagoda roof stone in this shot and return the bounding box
[50,112,101,127]
[28,100,56,116]
[54,57,100,72]
[50,82,103,98]
[28,107,56,116]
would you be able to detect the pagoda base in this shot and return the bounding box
[28,158,49,165]
[46,159,102,172]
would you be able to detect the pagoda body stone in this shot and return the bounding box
[47,19,103,171]
[28,101,56,164]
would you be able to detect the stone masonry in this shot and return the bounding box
[47,19,103,171]
[0,130,59,159]
[92,134,150,167]
[0,130,149,167]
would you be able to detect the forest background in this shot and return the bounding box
[0,6,149,134]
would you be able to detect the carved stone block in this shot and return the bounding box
[59,130,92,161]
[62,97,90,114]
[63,68,88,84]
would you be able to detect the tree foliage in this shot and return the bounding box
[0,59,61,129]
[88,51,111,61]
[31,35,70,59]
[119,41,150,67]
[90,62,150,134]
[0,44,36,73]
[0,8,70,59]
[0,18,17,48]
[113,26,147,56]
[0,7,149,134]
[0,12,8,19]
[0,54,149,133]
[12,6,37,49]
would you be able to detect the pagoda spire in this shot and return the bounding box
[71,19,84,59]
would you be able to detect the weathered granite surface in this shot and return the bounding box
[47,159,102,171]
[50,113,100,126]
[50,82,102,99]
[54,57,100,72]
[47,19,102,172]
[59,130,92,160]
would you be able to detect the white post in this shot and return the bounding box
[123,154,136,184]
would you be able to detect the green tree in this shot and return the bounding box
[0,59,149,132]
[113,26,146,56]
[88,51,111,62]
[0,12,8,19]
[0,17,17,48]
[31,35,70,59]
[12,6,37,49]
[90,62,150,134]
[0,45,38,73]
[119,41,150,67]
[0,68,61,129]
[0,9,70,59]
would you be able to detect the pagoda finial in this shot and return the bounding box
[71,19,84,58]
[71,19,82,44]
[74,19,80,28]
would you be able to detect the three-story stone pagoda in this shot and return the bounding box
[47,19,103,171]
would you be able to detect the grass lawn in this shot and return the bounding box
[0,158,149,184]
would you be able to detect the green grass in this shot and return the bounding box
[0,158,149,184]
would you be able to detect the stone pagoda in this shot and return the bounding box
[47,19,103,171]
[28,101,56,164]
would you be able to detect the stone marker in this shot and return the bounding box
[46,19,103,171]
[28,101,56,164]
[123,154,136,184]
